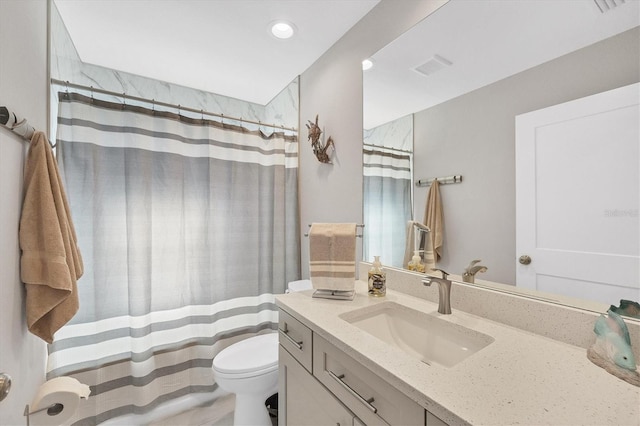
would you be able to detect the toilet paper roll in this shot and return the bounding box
[29,377,91,426]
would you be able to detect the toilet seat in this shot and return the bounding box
[213,333,278,379]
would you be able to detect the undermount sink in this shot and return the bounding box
[340,302,494,368]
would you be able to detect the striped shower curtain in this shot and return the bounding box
[49,92,299,424]
[363,147,412,268]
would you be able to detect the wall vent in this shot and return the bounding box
[413,55,453,77]
[593,0,627,13]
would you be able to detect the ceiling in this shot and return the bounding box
[53,0,639,126]
[363,0,640,129]
[54,0,380,105]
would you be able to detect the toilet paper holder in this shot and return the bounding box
[22,377,91,426]
[23,403,64,426]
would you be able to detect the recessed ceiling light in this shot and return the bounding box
[362,59,374,71]
[270,21,296,39]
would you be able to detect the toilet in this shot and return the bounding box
[213,333,279,426]
[212,280,312,426]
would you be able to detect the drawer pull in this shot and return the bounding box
[328,370,377,414]
[279,328,303,350]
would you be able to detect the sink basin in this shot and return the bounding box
[340,302,494,368]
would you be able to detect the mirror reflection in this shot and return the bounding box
[363,0,639,310]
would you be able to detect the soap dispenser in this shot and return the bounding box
[407,250,425,273]
[368,256,386,297]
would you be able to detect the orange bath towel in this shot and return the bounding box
[20,132,83,343]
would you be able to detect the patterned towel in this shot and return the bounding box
[309,223,356,291]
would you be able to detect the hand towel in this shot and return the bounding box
[309,223,356,291]
[423,179,444,263]
[402,221,436,272]
[20,132,83,343]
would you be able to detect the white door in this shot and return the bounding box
[515,83,640,305]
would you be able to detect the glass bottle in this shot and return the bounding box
[368,256,386,297]
[407,250,425,273]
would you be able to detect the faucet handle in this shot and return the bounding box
[430,268,449,279]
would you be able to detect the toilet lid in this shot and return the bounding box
[213,333,278,375]
[287,279,312,292]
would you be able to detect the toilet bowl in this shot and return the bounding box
[213,333,279,426]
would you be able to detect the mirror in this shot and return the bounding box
[363,0,639,313]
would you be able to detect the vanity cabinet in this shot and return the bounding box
[278,308,448,426]
[278,310,357,426]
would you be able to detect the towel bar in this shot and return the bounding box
[303,223,364,237]
[415,175,462,187]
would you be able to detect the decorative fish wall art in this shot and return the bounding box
[306,115,334,164]
[587,309,639,387]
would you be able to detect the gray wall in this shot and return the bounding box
[299,0,447,278]
[0,1,49,424]
[413,27,640,284]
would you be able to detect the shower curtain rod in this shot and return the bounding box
[363,143,412,154]
[0,105,37,141]
[51,79,298,132]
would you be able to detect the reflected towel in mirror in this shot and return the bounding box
[424,179,444,262]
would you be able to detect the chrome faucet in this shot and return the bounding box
[422,268,452,314]
[462,259,488,284]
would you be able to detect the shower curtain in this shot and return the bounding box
[48,92,299,425]
[363,147,412,268]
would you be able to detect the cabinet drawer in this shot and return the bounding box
[279,308,313,372]
[313,334,425,426]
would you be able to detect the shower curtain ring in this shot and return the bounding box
[90,86,94,100]
[122,92,126,109]
[201,109,205,123]
[152,99,155,112]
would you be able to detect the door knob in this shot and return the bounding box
[0,373,11,402]
[519,255,532,265]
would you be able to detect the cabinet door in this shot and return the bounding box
[279,345,355,426]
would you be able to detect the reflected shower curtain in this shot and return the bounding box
[49,92,299,425]
[363,147,412,268]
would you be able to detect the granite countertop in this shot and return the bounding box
[275,281,640,426]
